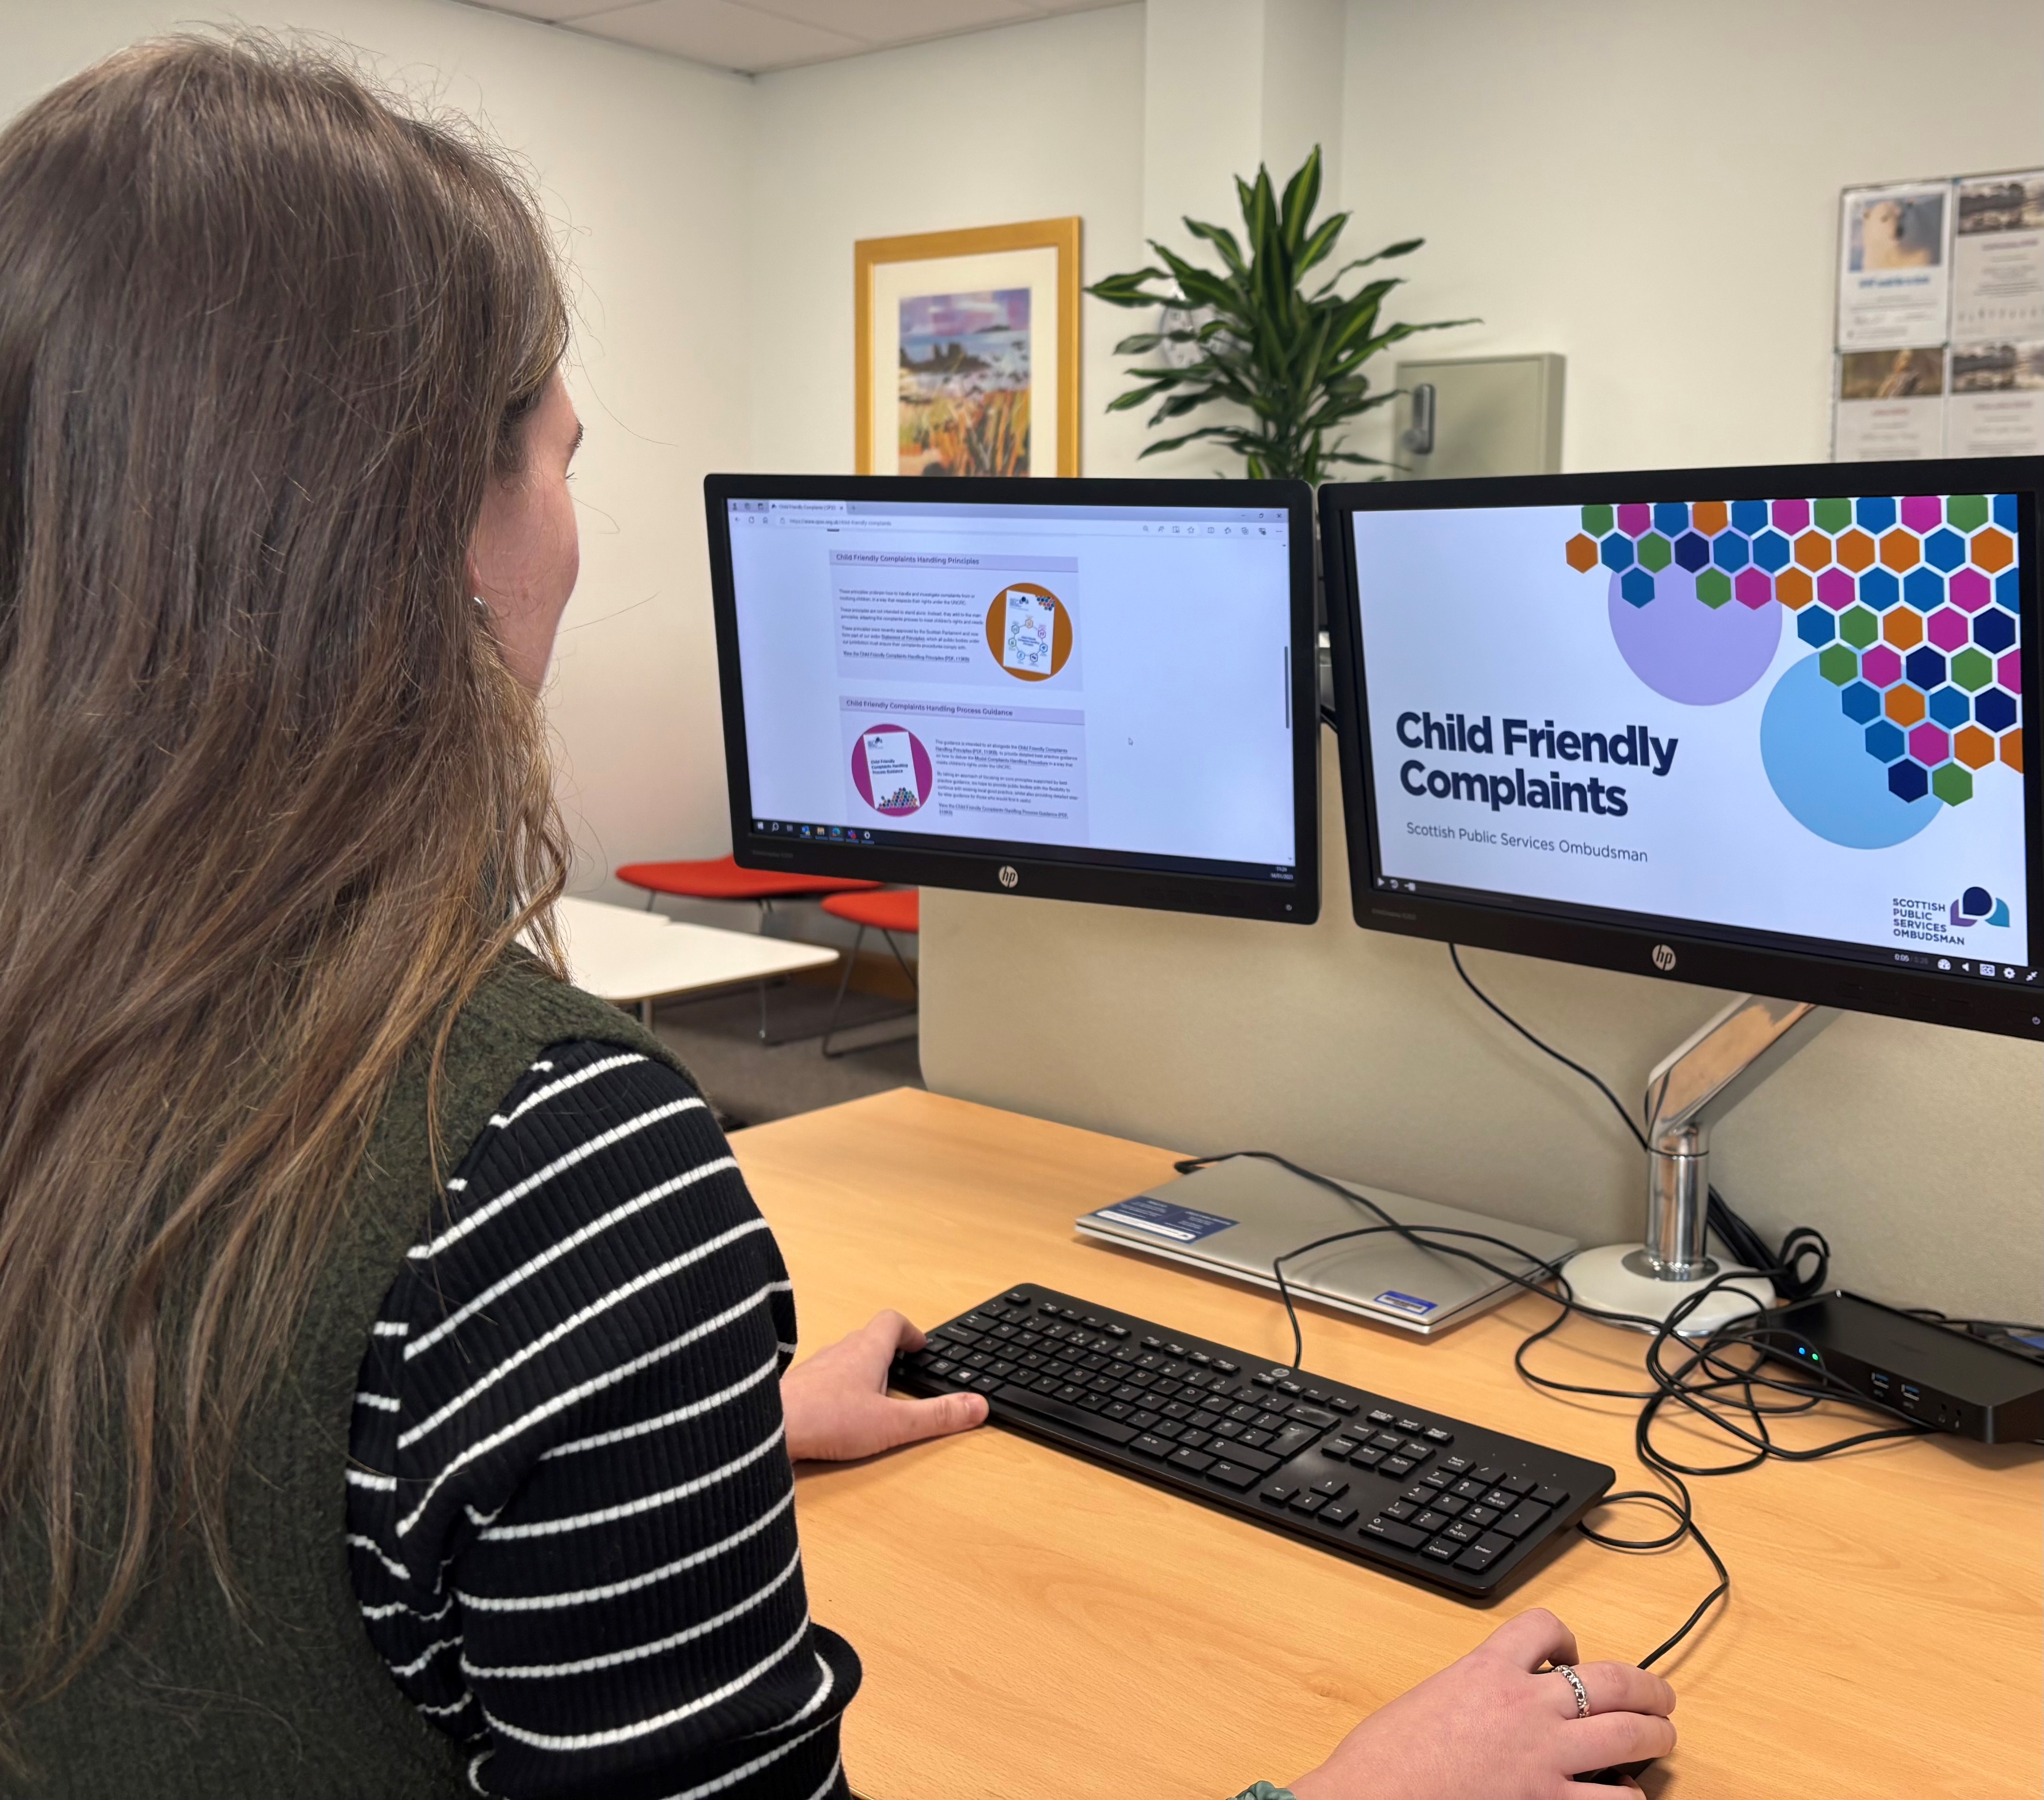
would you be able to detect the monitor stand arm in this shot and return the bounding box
[1564,993,1837,1336]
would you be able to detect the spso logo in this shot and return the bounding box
[1651,944,1678,972]
[1951,886,2010,927]
[998,865,1020,889]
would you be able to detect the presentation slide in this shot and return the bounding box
[727,502,1297,873]
[1355,492,2029,967]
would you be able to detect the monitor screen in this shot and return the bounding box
[705,475,1320,923]
[1321,459,2043,1038]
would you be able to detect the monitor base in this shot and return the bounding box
[1563,1243,1774,1337]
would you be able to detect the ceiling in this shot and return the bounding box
[460,0,1130,75]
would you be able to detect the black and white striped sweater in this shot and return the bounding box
[346,1041,857,1800]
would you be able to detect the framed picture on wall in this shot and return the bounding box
[855,217,1081,478]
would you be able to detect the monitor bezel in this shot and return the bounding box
[705,472,1322,925]
[1319,457,2044,1040]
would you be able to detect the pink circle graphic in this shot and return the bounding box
[850,723,935,816]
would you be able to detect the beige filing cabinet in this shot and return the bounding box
[1392,352,1565,478]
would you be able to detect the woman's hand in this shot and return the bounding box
[780,1309,989,1463]
[1287,1609,1676,1800]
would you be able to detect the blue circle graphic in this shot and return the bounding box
[1759,654,1940,849]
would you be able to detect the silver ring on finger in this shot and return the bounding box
[1553,1663,1590,1718]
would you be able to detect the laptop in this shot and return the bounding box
[1075,1155,1575,1336]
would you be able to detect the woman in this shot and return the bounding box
[0,36,1674,1799]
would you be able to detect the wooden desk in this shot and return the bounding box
[733,1089,2043,1800]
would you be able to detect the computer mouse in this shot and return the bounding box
[1580,1757,1656,1787]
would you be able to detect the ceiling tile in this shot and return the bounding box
[464,0,627,19]
[569,0,865,70]
[747,0,1035,39]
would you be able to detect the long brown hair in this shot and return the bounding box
[0,34,571,1691]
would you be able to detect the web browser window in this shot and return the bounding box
[1352,490,2033,979]
[725,498,1298,882]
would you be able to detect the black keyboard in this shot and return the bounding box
[893,1283,1616,1598]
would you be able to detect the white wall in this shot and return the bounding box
[1338,0,2044,472]
[0,0,755,900]
[745,3,1149,481]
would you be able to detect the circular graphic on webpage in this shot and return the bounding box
[850,723,934,816]
[983,582,1072,680]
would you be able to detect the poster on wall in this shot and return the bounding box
[853,218,1081,478]
[1952,170,2044,344]
[1836,181,1952,351]
[1833,347,1946,460]
[1947,341,2044,456]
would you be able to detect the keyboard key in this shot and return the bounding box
[1369,1431,1404,1451]
[1472,1466,1504,1486]
[1367,1409,1396,1426]
[1288,1492,1326,1515]
[1362,1517,1430,1550]
[993,1385,1139,1444]
[1168,1446,1214,1473]
[1495,1501,1552,1540]
[1259,1480,1300,1506]
[1288,1404,1339,1429]
[1251,1373,1277,1389]
[1396,1418,1424,1434]
[1141,1335,1164,1350]
[1420,1470,1454,1491]
[1160,1401,1194,1421]
[1268,1424,1322,1461]
[1500,1472,1537,1497]
[1456,1531,1513,1572]
[1127,1410,1160,1431]
[1206,1460,1260,1492]
[1432,1493,1467,1517]
[1102,1402,1133,1421]
[1450,1478,1487,1501]
[1224,1445,1278,1475]
[1211,1419,1243,1440]
[1443,1517,1483,1544]
[1400,1484,1435,1506]
[1213,1359,1240,1375]
[1399,1439,1432,1461]
[1275,1379,1303,1397]
[1383,1500,1418,1522]
[1054,1384,1085,1404]
[1131,1434,1172,1458]
[1349,1445,1386,1469]
[1164,1343,1189,1358]
[1309,1476,1349,1500]
[1422,1537,1461,1561]
[1323,1437,1359,1460]
[1076,1392,1105,1411]
[1227,1403,1260,1424]
[1319,1502,1358,1526]
[1178,1430,1212,1452]
[1480,1488,1517,1512]
[1464,1505,1500,1529]
[1327,1396,1357,1414]
[1255,1411,1287,1432]
[1380,1456,1414,1478]
[1189,1410,1223,1432]
[1424,1427,1454,1445]
[1531,1483,1571,1509]
[1412,1509,1448,1534]
[1442,1455,1473,1476]
[973,1375,1000,1393]
[1107,1324,1129,1338]
[1187,1351,1211,1367]
[1004,1290,1030,1305]
[1238,1429,1272,1450]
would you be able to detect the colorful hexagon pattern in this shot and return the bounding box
[1562,487,2021,823]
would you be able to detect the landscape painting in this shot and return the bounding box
[898,287,1031,476]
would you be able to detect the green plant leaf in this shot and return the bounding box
[1278,146,1321,255]
[1182,217,1246,275]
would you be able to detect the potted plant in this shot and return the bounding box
[1088,147,1468,481]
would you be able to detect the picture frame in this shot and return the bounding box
[854,217,1082,478]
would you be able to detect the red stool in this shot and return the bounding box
[614,856,880,1041]
[817,889,919,1058]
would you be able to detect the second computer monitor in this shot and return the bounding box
[706,475,1321,923]
[1321,458,2041,1039]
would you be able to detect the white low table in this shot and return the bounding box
[548,896,838,1026]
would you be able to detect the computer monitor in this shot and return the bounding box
[1320,458,2042,1041]
[705,475,1321,924]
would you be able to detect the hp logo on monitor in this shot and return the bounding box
[1651,944,1678,972]
[998,865,1020,889]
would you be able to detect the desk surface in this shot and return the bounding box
[550,896,836,1004]
[733,1087,2042,1800]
